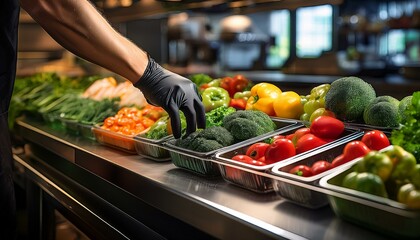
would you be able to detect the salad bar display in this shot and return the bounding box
[10,72,420,239]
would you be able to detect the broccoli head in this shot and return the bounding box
[325,76,376,122]
[175,126,234,152]
[222,110,276,142]
[363,100,400,127]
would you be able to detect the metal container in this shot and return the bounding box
[319,158,420,239]
[92,125,137,154]
[215,127,362,194]
[164,119,301,177]
[270,131,364,208]
[134,134,173,161]
[78,123,95,140]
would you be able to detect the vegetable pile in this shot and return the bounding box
[175,110,276,152]
[230,116,347,166]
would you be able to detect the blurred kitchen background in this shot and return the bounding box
[17,0,420,96]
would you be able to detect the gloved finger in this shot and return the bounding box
[181,103,197,136]
[193,84,203,102]
[194,98,206,129]
[166,102,182,139]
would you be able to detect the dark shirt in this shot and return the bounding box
[0,0,19,238]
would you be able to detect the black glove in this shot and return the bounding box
[134,55,206,138]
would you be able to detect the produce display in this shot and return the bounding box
[11,71,420,238]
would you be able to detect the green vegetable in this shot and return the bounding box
[342,172,388,198]
[222,110,276,142]
[189,73,213,87]
[325,76,376,122]
[391,91,420,161]
[145,114,186,139]
[363,97,400,127]
[205,106,236,127]
[355,151,393,182]
[175,126,234,152]
[397,183,420,209]
[201,87,231,112]
[233,91,251,100]
[399,95,413,123]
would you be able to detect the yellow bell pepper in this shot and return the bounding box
[246,83,282,116]
[273,91,304,119]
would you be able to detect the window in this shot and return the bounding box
[267,10,290,68]
[296,5,333,58]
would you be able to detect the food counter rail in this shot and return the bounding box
[14,118,394,240]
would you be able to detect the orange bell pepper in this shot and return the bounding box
[246,83,282,116]
[273,91,304,119]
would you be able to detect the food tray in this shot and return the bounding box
[344,122,398,135]
[215,126,362,194]
[134,134,173,161]
[61,118,80,135]
[163,119,301,177]
[42,113,65,131]
[319,157,420,239]
[92,125,137,154]
[78,122,95,140]
[270,132,364,208]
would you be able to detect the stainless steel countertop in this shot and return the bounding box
[16,118,393,240]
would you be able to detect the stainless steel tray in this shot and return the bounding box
[163,119,301,177]
[134,134,173,161]
[319,153,420,239]
[270,132,364,208]
[215,126,362,194]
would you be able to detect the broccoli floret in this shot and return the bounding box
[363,101,400,127]
[175,126,234,152]
[206,106,236,127]
[325,76,376,122]
[399,95,413,122]
[222,110,276,142]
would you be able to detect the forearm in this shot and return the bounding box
[20,0,147,83]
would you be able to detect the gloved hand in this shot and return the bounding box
[134,55,206,138]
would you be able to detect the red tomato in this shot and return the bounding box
[246,142,270,160]
[264,139,296,164]
[331,154,346,168]
[286,133,295,141]
[342,141,370,162]
[311,160,331,175]
[292,127,311,145]
[310,116,345,139]
[289,165,313,177]
[361,130,390,151]
[295,133,328,154]
[231,155,266,166]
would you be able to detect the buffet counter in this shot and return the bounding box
[14,118,394,240]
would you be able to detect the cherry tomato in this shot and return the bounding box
[342,141,370,162]
[311,160,331,175]
[289,165,313,177]
[286,133,295,141]
[232,155,266,166]
[331,154,346,168]
[246,142,270,160]
[264,139,296,164]
[310,116,345,139]
[295,133,328,154]
[292,127,311,145]
[361,130,390,151]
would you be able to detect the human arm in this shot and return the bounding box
[19,0,205,137]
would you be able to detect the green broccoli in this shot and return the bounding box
[146,113,186,139]
[175,126,234,152]
[399,95,413,122]
[222,110,276,142]
[325,76,376,122]
[363,101,400,127]
[205,106,236,127]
